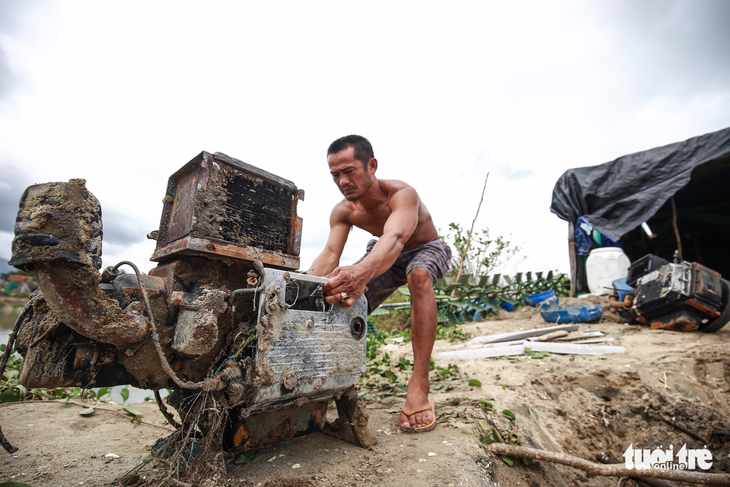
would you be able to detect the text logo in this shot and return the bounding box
[623,443,713,470]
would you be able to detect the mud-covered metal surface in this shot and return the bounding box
[9,179,103,270]
[248,270,368,411]
[10,180,148,347]
[5,152,374,483]
[152,151,303,270]
[171,287,228,358]
[225,399,328,452]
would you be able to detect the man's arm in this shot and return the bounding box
[323,187,419,304]
[355,187,419,280]
[309,205,351,277]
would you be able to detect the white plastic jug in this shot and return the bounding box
[585,247,631,295]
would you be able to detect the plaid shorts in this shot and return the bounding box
[361,238,452,314]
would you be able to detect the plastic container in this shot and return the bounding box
[611,277,635,302]
[586,247,631,295]
[540,297,603,324]
[525,290,557,307]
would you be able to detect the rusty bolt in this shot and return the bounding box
[170,291,184,306]
[282,368,298,390]
[206,243,216,251]
[164,195,173,203]
[124,301,145,315]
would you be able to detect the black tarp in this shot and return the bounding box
[550,127,730,241]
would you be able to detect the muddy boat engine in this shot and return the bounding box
[623,254,730,332]
[7,151,375,463]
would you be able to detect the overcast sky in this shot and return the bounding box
[1,0,729,278]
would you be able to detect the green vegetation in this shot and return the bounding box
[474,403,532,466]
[114,456,159,486]
[369,268,568,335]
[441,222,522,279]
[358,350,464,408]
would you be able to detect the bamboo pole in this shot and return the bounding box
[451,172,489,298]
[671,196,683,261]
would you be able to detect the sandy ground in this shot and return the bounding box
[2,297,730,486]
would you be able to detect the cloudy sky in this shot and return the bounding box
[1,0,729,278]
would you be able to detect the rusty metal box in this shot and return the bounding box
[152,152,304,270]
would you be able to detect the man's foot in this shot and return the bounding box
[400,399,436,432]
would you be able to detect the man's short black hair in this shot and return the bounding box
[327,135,374,166]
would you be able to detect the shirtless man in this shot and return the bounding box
[310,135,451,432]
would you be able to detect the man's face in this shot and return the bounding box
[327,146,373,201]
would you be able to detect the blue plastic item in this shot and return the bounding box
[539,297,603,324]
[501,301,515,311]
[525,290,557,307]
[612,277,635,302]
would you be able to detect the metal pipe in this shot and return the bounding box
[34,261,149,347]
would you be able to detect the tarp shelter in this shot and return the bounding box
[551,127,730,295]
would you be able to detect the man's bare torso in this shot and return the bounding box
[336,178,439,251]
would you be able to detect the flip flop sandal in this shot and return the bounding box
[400,399,436,432]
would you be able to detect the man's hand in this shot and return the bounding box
[322,265,371,307]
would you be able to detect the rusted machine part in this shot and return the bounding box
[224,400,329,453]
[171,287,229,358]
[649,310,701,331]
[151,151,304,270]
[608,295,633,310]
[633,260,729,332]
[223,386,376,453]
[6,153,377,467]
[701,278,730,333]
[222,270,375,453]
[114,261,231,392]
[247,270,368,412]
[9,179,148,347]
[33,262,149,347]
[322,386,377,448]
[13,292,140,388]
[9,179,103,271]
